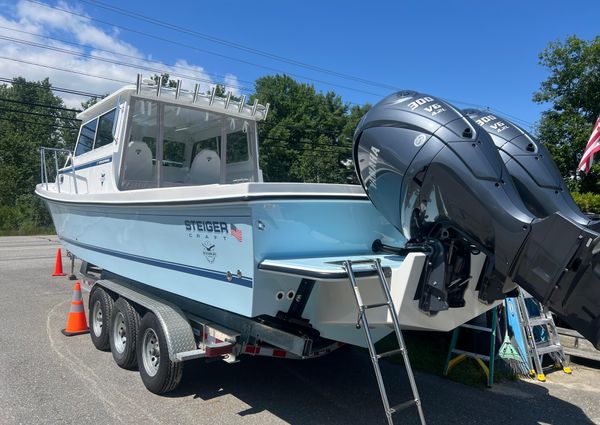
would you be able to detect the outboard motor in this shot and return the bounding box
[353,91,600,348]
[464,109,599,231]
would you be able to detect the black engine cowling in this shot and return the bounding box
[353,91,600,349]
[464,108,598,230]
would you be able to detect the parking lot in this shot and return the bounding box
[1,235,599,425]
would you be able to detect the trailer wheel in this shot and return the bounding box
[136,312,183,394]
[109,297,140,369]
[89,287,114,350]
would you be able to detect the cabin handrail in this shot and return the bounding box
[40,147,77,194]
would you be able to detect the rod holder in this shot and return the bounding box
[209,86,216,105]
[136,74,142,94]
[238,95,246,113]
[251,99,258,116]
[156,80,162,97]
[225,92,232,109]
[193,84,200,102]
[175,80,182,99]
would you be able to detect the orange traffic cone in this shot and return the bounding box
[61,281,90,336]
[52,248,67,277]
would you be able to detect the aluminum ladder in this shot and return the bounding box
[516,290,571,381]
[343,259,426,425]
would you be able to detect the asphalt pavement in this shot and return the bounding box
[0,235,599,425]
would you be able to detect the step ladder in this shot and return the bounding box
[515,290,571,381]
[343,259,426,425]
[443,308,498,387]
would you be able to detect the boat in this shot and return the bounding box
[36,77,501,349]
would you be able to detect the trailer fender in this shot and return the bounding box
[96,279,197,362]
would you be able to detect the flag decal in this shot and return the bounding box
[230,224,243,242]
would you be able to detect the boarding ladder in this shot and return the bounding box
[516,290,571,381]
[343,259,426,425]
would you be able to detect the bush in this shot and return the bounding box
[0,194,54,235]
[571,192,600,214]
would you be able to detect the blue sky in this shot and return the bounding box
[0,0,598,131]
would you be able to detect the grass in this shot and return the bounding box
[375,330,517,388]
[0,227,55,236]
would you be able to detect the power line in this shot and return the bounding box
[0,116,78,130]
[0,86,355,142]
[80,0,399,92]
[11,2,536,128]
[0,77,104,98]
[0,55,132,84]
[0,99,351,150]
[22,0,386,99]
[0,25,258,90]
[262,137,351,154]
[443,96,535,129]
[0,96,81,113]
[0,35,252,93]
[0,107,80,123]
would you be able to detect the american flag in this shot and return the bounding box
[577,116,600,174]
[230,224,243,242]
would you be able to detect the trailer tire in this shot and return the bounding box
[89,287,114,351]
[110,297,140,369]
[136,312,183,394]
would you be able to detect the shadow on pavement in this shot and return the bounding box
[167,345,594,425]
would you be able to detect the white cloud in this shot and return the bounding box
[0,0,240,108]
[224,73,241,97]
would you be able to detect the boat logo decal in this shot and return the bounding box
[367,146,380,189]
[413,134,428,147]
[184,219,243,243]
[59,156,113,174]
[202,241,217,263]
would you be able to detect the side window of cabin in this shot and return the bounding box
[75,118,97,156]
[121,100,158,189]
[94,109,117,149]
[224,119,253,183]
[226,131,249,164]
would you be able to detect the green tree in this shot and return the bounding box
[252,74,369,183]
[0,77,78,232]
[534,35,600,192]
[80,94,108,111]
[151,73,177,88]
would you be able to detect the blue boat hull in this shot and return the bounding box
[45,196,405,319]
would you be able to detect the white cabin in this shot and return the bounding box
[56,77,269,195]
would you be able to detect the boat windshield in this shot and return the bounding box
[120,98,258,190]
